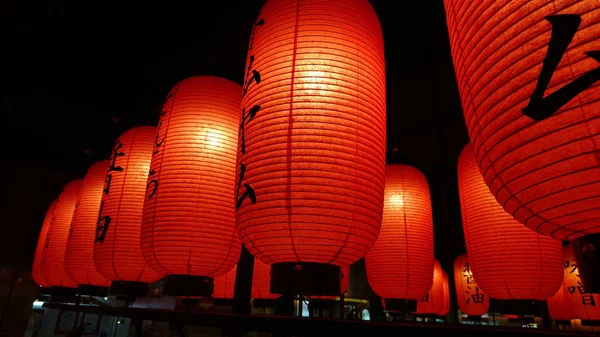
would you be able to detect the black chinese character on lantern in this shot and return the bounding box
[582,295,596,306]
[466,286,485,304]
[96,139,125,244]
[522,14,600,121]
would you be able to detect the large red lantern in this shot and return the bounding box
[235,0,386,295]
[141,76,242,296]
[94,127,161,293]
[252,259,278,300]
[41,180,81,288]
[213,266,236,300]
[438,271,450,316]
[457,144,563,300]
[416,260,444,315]
[453,254,489,317]
[562,244,600,320]
[547,286,573,322]
[444,0,600,291]
[64,161,110,288]
[366,164,434,305]
[32,200,57,287]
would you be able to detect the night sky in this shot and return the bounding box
[3,1,468,270]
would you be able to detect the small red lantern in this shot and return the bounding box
[94,127,161,293]
[252,259,278,300]
[41,180,81,288]
[213,266,236,300]
[141,76,242,296]
[416,259,444,315]
[458,144,563,300]
[453,254,489,317]
[444,0,600,291]
[236,0,387,295]
[366,164,434,304]
[32,200,57,287]
[547,286,573,322]
[562,244,600,320]
[64,160,110,287]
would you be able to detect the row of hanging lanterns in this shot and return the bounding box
[29,0,600,321]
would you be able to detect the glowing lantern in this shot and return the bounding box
[438,271,450,316]
[252,259,278,300]
[141,76,242,295]
[562,244,600,320]
[366,164,434,302]
[94,127,161,289]
[547,286,573,322]
[458,144,563,300]
[213,266,236,299]
[444,0,600,291]
[64,161,110,287]
[32,200,57,287]
[453,254,489,316]
[416,260,444,315]
[235,0,386,294]
[41,180,81,288]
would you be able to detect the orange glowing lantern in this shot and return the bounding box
[366,164,434,304]
[32,200,57,287]
[64,161,110,287]
[547,286,573,322]
[252,259,278,300]
[94,127,161,292]
[453,254,489,317]
[416,260,444,315]
[562,244,600,320]
[438,271,450,316]
[41,180,81,288]
[458,144,563,300]
[141,76,242,296]
[213,266,236,300]
[235,0,387,295]
[444,0,600,291]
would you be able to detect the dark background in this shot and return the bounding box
[2,0,468,275]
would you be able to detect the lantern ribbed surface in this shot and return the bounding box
[453,254,489,317]
[213,265,236,299]
[41,180,81,288]
[94,126,161,283]
[562,244,600,320]
[365,164,434,300]
[141,76,241,278]
[235,0,387,266]
[547,286,573,321]
[64,161,110,286]
[458,144,563,300]
[438,271,450,316]
[252,259,278,300]
[416,259,444,315]
[444,0,600,240]
[32,200,57,287]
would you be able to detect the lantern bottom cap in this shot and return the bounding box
[252,298,277,308]
[489,299,544,316]
[162,274,214,297]
[270,262,341,296]
[572,232,600,293]
[49,286,78,298]
[384,299,416,312]
[77,284,109,297]
[109,280,149,298]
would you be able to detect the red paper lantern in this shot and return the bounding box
[366,164,434,301]
[64,160,110,287]
[416,260,444,315]
[41,180,81,288]
[141,76,242,292]
[438,271,450,316]
[547,286,573,322]
[213,266,236,299]
[94,127,161,284]
[444,0,600,289]
[453,254,489,317]
[252,259,278,300]
[32,200,57,287]
[458,144,563,300]
[562,244,600,320]
[235,0,386,292]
